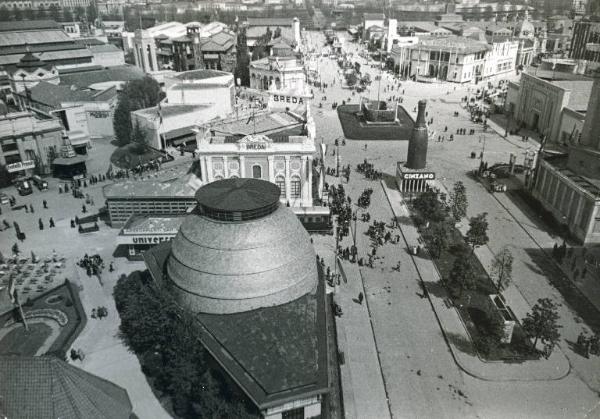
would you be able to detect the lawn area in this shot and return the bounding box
[0,280,85,358]
[0,323,52,356]
[110,143,166,170]
[417,218,538,361]
[337,104,414,140]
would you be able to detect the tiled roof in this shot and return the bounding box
[0,355,133,419]
[412,35,490,53]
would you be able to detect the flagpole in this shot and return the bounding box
[14,291,29,331]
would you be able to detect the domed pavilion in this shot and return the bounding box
[144,178,328,418]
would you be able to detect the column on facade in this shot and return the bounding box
[206,156,213,183]
[150,42,159,72]
[223,156,229,178]
[267,156,275,183]
[16,138,26,163]
[307,156,313,204]
[284,156,291,204]
[239,155,246,178]
[141,43,150,73]
[200,156,208,183]
[300,156,308,203]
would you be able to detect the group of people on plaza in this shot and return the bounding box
[78,253,105,277]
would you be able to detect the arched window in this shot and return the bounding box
[252,165,262,179]
[275,77,281,90]
[275,175,286,197]
[290,176,301,198]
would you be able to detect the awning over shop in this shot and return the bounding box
[52,155,87,166]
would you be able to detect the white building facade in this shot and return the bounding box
[249,56,306,92]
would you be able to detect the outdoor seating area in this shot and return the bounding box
[0,254,67,303]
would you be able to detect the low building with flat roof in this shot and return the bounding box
[116,214,186,259]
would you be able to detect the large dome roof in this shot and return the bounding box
[166,179,317,314]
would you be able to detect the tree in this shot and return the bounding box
[466,212,489,252]
[522,298,562,355]
[113,76,162,145]
[426,221,450,259]
[412,189,447,223]
[24,6,34,20]
[63,7,73,22]
[36,5,46,20]
[449,181,468,223]
[130,120,148,151]
[0,6,10,21]
[74,6,85,21]
[49,4,60,21]
[86,3,97,23]
[448,256,476,298]
[13,5,22,21]
[490,246,513,293]
[234,27,250,87]
[113,93,133,146]
[273,26,282,39]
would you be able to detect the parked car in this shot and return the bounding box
[32,175,48,190]
[16,180,33,196]
[0,192,9,205]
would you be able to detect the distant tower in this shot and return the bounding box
[133,29,158,73]
[406,99,429,170]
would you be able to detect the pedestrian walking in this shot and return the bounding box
[358,292,364,304]
[43,199,48,209]
[49,217,55,228]
[38,218,44,230]
[82,204,87,213]
[29,204,34,213]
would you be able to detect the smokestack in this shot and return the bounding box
[406,99,429,170]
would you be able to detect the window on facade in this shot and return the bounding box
[282,407,304,419]
[291,176,301,198]
[275,176,286,197]
[252,165,262,179]
[1,142,18,153]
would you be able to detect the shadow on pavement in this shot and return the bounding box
[443,331,476,356]
[423,281,447,299]
[524,247,600,334]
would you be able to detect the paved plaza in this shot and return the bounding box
[309,31,600,419]
[2,30,600,419]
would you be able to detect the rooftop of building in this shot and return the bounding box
[28,81,118,108]
[524,67,593,82]
[398,21,452,34]
[0,355,133,419]
[410,35,490,53]
[103,173,200,199]
[0,20,61,32]
[195,178,281,213]
[58,65,145,89]
[202,110,305,143]
[0,111,62,139]
[88,43,123,54]
[363,13,385,20]
[120,214,187,235]
[544,154,600,198]
[171,69,232,81]
[0,28,73,48]
[143,241,328,408]
[245,17,294,27]
[551,80,594,111]
[134,103,212,119]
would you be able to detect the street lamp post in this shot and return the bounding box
[479,134,487,161]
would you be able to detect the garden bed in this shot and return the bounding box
[337,104,414,140]
[414,212,538,361]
